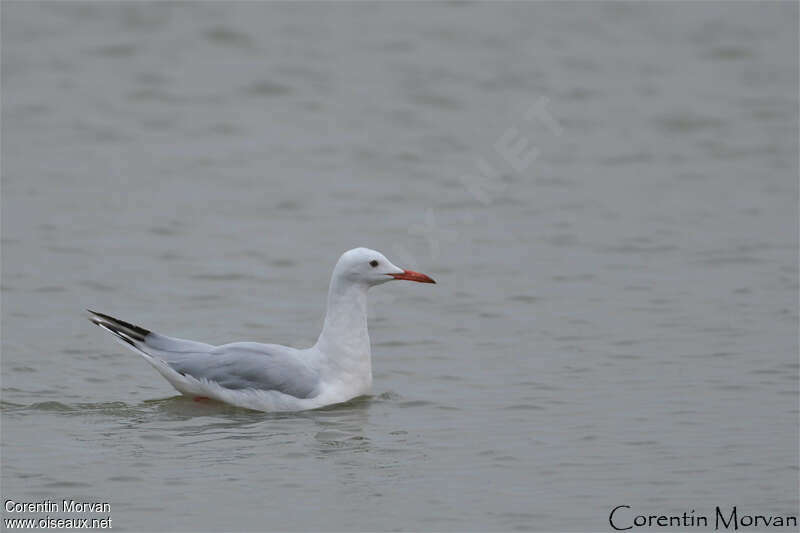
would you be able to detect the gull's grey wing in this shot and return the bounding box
[163,342,320,399]
[88,311,319,399]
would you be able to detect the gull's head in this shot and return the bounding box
[334,247,436,287]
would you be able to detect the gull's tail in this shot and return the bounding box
[88,310,153,355]
[87,310,217,398]
[88,310,215,360]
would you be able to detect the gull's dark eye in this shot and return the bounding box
[370,260,379,268]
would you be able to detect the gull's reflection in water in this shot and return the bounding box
[20,394,383,470]
[114,394,376,457]
[306,396,373,456]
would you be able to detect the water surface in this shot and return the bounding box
[2,2,798,531]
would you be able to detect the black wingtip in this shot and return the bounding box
[86,310,151,341]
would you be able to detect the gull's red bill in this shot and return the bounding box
[389,269,436,284]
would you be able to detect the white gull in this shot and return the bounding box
[88,248,435,412]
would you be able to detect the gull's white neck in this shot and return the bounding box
[314,273,372,392]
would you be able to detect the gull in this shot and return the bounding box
[88,248,435,412]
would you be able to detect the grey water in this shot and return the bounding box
[1,2,797,531]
